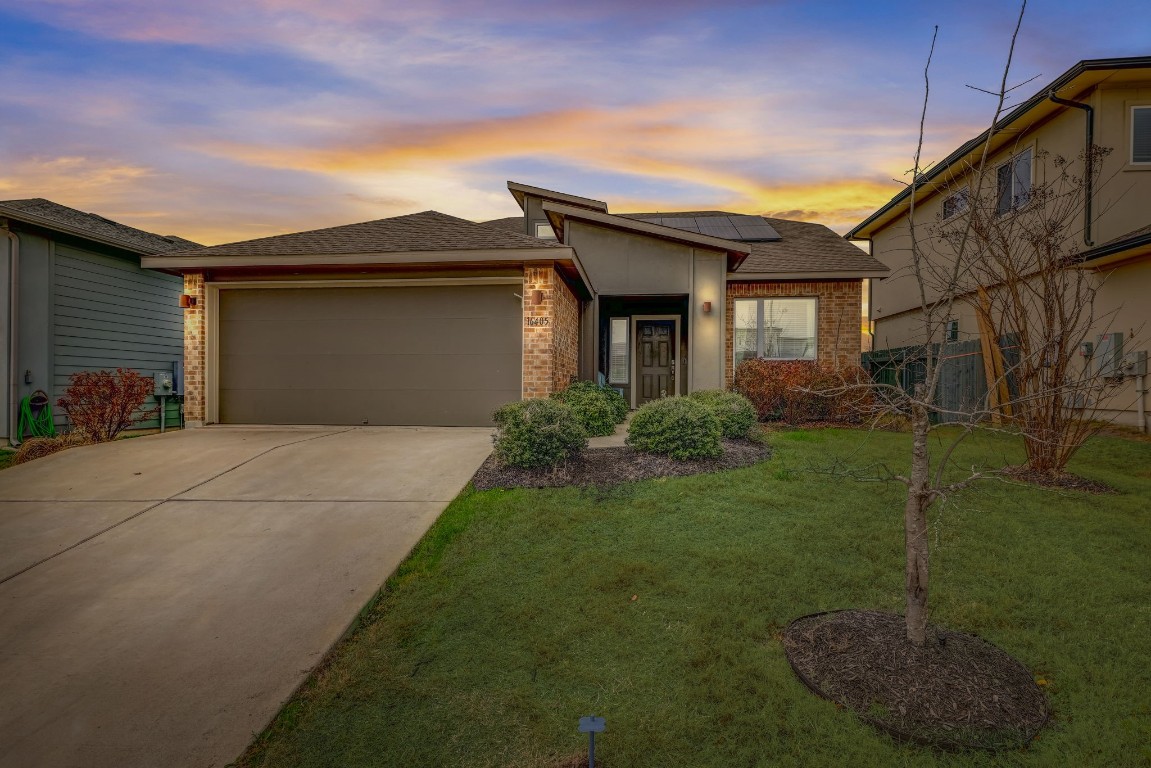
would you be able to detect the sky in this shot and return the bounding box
[0,0,1146,246]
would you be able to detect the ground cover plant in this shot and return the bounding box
[235,428,1150,767]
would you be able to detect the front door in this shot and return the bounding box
[636,320,675,406]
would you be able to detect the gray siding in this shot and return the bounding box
[52,245,183,430]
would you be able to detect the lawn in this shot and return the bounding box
[0,450,15,471]
[235,428,1151,768]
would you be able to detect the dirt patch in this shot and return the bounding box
[1002,465,1116,494]
[782,610,1048,751]
[472,438,771,490]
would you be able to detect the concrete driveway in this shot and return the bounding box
[0,426,492,768]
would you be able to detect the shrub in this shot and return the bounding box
[551,380,627,436]
[492,399,587,469]
[14,432,94,465]
[57,368,156,442]
[626,397,722,460]
[687,390,758,439]
[732,359,874,424]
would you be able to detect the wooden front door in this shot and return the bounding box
[636,320,675,406]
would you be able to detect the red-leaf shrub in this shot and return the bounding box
[57,368,157,442]
[732,359,874,424]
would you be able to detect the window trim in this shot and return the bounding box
[732,296,819,371]
[995,147,1033,216]
[534,221,557,240]
[1131,105,1151,166]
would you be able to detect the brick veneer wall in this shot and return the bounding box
[724,280,862,386]
[182,272,206,424]
[523,264,580,398]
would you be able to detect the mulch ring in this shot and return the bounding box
[1002,465,1116,494]
[471,438,770,490]
[782,610,1048,751]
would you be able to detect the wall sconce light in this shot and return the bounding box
[701,301,713,314]
[179,294,198,308]
[530,290,544,305]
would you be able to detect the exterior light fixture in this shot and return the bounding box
[179,294,198,308]
[530,290,544,305]
[701,301,713,314]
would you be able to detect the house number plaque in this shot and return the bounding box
[526,317,551,327]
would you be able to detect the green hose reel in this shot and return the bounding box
[16,390,56,442]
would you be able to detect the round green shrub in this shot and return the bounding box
[687,389,758,439]
[551,380,628,436]
[492,399,587,469]
[626,397,722,460]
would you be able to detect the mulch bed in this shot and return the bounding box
[782,610,1048,751]
[1002,465,1116,494]
[471,438,771,490]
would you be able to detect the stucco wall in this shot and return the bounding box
[725,280,862,386]
[568,221,694,295]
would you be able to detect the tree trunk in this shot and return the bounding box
[905,398,932,647]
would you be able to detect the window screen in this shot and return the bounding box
[609,317,629,384]
[942,188,969,219]
[733,298,817,370]
[1134,107,1151,163]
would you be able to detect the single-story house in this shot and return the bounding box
[2,199,201,444]
[142,182,888,427]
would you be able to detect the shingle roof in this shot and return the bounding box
[622,211,887,274]
[0,198,201,253]
[165,210,563,258]
[481,216,530,234]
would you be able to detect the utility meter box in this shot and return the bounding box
[154,371,174,397]
[1121,350,1148,377]
[1095,332,1125,378]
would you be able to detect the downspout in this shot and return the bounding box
[1048,90,1095,246]
[3,221,19,447]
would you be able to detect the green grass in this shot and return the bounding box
[235,429,1151,768]
[0,449,15,471]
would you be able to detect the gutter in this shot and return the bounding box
[1048,90,1095,246]
[847,56,1151,240]
[1076,230,1151,265]
[3,221,19,447]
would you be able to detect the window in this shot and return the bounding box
[534,221,557,240]
[733,298,817,369]
[945,318,959,342]
[996,149,1031,215]
[1133,106,1151,164]
[608,317,629,384]
[942,187,969,219]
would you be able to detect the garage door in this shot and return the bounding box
[218,285,522,426]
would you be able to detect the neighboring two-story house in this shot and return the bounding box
[143,181,887,427]
[849,57,1151,430]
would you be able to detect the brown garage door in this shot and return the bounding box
[218,284,522,426]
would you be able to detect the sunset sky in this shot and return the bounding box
[0,0,1145,245]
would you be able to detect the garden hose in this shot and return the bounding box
[16,390,56,441]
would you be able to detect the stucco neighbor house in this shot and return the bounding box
[143,181,887,427]
[2,199,201,444]
[849,57,1151,431]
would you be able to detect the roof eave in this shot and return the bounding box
[728,269,891,281]
[141,246,577,270]
[506,181,608,213]
[542,200,751,268]
[0,204,162,256]
[1074,232,1151,268]
[847,56,1151,240]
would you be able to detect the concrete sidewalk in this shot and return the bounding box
[0,426,492,768]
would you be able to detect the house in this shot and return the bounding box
[1,199,200,444]
[142,181,887,427]
[849,57,1151,430]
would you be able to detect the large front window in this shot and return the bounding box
[733,297,817,369]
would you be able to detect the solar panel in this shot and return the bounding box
[632,213,781,242]
[730,215,782,241]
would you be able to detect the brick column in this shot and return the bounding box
[182,272,206,425]
[522,264,580,398]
